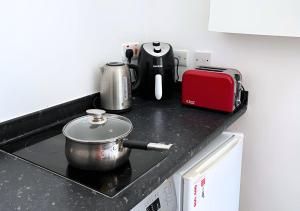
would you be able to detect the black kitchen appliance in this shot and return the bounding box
[134,42,175,100]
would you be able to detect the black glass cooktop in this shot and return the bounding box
[2,128,168,198]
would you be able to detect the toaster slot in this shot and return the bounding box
[196,66,227,72]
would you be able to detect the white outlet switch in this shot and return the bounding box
[174,50,189,67]
[194,51,211,67]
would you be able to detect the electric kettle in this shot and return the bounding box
[99,62,133,112]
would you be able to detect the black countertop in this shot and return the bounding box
[0,93,247,211]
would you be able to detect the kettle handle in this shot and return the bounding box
[128,64,141,91]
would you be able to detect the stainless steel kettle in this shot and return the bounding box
[100,62,132,112]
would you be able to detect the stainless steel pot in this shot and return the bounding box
[62,109,172,171]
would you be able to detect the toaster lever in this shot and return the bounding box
[234,74,243,108]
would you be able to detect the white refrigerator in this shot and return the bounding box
[131,132,243,211]
[174,132,244,211]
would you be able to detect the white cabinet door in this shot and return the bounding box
[182,135,243,211]
[209,0,300,37]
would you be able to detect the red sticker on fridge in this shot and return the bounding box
[193,184,197,207]
[201,178,206,187]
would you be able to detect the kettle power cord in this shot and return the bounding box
[125,49,134,64]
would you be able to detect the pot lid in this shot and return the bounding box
[62,109,132,143]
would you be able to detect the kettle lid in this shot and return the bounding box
[106,62,125,67]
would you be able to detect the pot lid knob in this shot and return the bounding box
[86,109,107,125]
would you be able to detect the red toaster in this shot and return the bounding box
[181,66,243,112]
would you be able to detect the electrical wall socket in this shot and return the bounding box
[194,51,211,67]
[122,42,140,62]
[174,50,189,67]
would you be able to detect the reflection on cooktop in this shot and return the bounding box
[67,163,132,196]
[10,134,168,197]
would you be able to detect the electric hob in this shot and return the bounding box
[1,126,168,198]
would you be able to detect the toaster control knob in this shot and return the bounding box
[153,41,160,46]
[154,47,161,53]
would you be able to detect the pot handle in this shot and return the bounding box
[123,139,173,151]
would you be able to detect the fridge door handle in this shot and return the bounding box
[182,134,243,211]
[195,137,239,174]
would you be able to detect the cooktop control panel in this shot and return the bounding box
[131,179,177,211]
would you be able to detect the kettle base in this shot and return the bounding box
[101,107,132,114]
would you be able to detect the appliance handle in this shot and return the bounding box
[155,74,163,100]
[194,137,239,174]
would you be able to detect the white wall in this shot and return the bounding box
[0,0,146,122]
[144,1,300,210]
[1,1,300,210]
